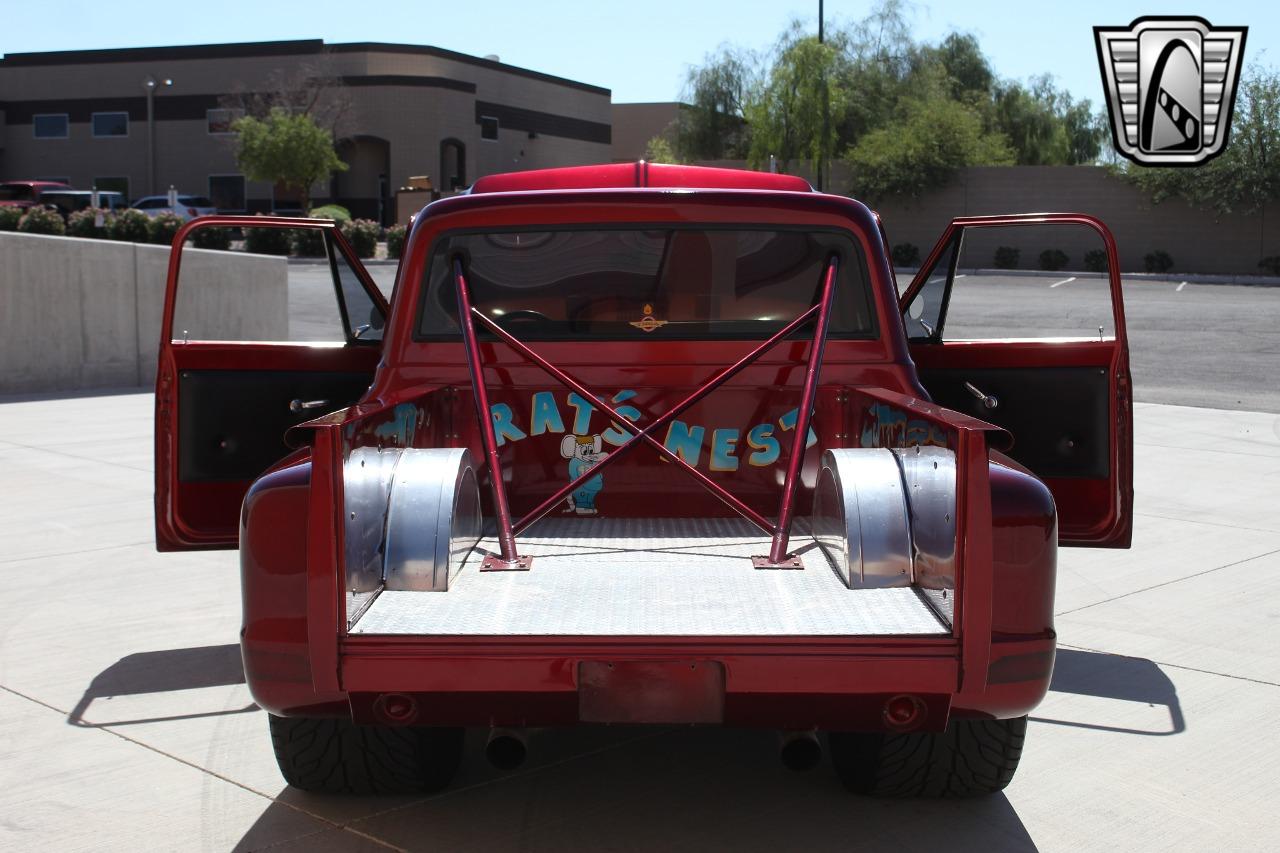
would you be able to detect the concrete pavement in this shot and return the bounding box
[0,392,1277,851]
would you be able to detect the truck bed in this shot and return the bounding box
[351,518,949,637]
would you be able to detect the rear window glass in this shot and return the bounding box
[181,196,213,207]
[416,228,875,341]
[0,184,34,202]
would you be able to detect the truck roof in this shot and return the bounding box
[468,162,813,194]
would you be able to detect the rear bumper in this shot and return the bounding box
[323,633,1053,731]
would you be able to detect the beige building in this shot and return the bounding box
[0,40,612,221]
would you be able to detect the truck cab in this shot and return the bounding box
[154,163,1132,796]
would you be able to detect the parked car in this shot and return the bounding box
[38,190,128,218]
[0,180,74,211]
[131,194,217,221]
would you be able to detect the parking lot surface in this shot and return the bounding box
[893,271,1280,413]
[0,389,1277,851]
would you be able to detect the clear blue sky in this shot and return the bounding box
[4,1,1275,108]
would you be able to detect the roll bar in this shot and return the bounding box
[452,254,840,571]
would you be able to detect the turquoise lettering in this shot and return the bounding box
[777,408,818,448]
[663,420,705,466]
[710,428,741,471]
[746,423,781,466]
[529,391,565,436]
[489,403,526,446]
[602,390,641,446]
[567,392,595,435]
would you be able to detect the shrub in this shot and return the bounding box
[0,206,22,231]
[18,206,67,236]
[66,208,108,238]
[385,224,407,259]
[149,211,186,246]
[1258,256,1280,276]
[1144,250,1174,273]
[244,217,291,255]
[1083,248,1108,273]
[993,246,1020,269]
[1038,248,1069,271]
[891,242,920,267]
[309,204,351,223]
[290,226,327,257]
[108,209,151,242]
[342,218,380,259]
[190,226,233,251]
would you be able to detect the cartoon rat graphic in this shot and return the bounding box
[560,434,608,515]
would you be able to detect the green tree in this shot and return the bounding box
[644,134,683,164]
[1121,65,1280,216]
[832,1,914,153]
[670,47,757,160]
[991,75,1102,165]
[914,32,994,103]
[233,109,347,213]
[846,93,1015,201]
[745,22,851,179]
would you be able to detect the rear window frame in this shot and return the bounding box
[412,222,879,344]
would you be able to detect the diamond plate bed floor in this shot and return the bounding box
[352,518,949,636]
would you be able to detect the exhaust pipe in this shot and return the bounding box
[485,728,528,771]
[779,730,822,772]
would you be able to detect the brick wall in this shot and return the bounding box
[873,166,1280,275]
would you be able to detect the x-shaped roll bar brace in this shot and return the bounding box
[452,253,839,571]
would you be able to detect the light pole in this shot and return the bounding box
[817,0,828,192]
[143,76,173,197]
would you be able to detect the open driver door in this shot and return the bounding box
[154,217,389,550]
[899,213,1133,547]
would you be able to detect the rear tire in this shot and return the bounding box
[268,714,464,794]
[828,716,1027,797]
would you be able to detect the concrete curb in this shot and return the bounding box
[892,267,1280,286]
[286,257,400,266]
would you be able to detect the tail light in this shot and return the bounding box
[883,694,927,731]
[187,207,198,217]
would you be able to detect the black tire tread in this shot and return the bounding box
[829,716,1027,798]
[268,714,464,794]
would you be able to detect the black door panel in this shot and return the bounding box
[178,370,372,482]
[919,367,1109,479]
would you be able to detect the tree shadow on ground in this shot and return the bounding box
[67,643,256,727]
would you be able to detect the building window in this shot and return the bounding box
[33,114,69,139]
[94,177,130,199]
[92,112,129,138]
[207,108,244,135]
[440,139,466,190]
[480,116,499,141]
[209,175,246,212]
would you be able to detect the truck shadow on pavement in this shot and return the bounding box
[1036,647,1186,736]
[236,725,1041,852]
[66,643,256,727]
[229,649,1184,850]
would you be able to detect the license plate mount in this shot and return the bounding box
[578,660,725,724]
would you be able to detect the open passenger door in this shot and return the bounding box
[899,213,1132,547]
[154,217,389,550]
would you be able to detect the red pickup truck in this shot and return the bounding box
[155,163,1132,796]
[0,180,74,211]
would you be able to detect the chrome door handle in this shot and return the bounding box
[289,398,329,413]
[963,382,999,410]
